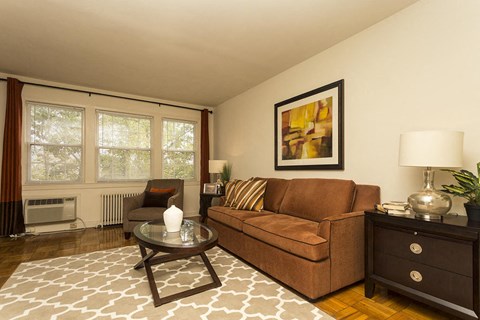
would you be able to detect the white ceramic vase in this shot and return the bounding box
[163,205,183,232]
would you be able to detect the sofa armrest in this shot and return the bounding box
[123,193,145,232]
[218,196,226,206]
[123,193,145,214]
[317,211,364,239]
[317,211,365,291]
[167,192,182,208]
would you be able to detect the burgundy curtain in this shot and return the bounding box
[200,109,210,192]
[0,78,25,236]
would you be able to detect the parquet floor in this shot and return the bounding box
[0,226,459,319]
[315,282,458,319]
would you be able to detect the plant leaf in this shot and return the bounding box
[477,162,480,183]
[453,171,476,181]
[442,184,467,195]
[442,169,457,173]
[454,174,476,187]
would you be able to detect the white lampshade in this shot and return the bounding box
[399,130,463,168]
[209,160,227,173]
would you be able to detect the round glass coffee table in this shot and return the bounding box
[133,219,221,307]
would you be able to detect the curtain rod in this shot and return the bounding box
[0,78,212,114]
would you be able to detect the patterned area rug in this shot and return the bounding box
[0,246,332,319]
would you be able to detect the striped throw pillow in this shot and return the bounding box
[234,179,268,211]
[223,180,239,207]
[230,180,252,207]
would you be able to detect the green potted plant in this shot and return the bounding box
[442,162,480,221]
[220,163,232,185]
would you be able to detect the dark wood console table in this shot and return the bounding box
[365,210,480,320]
[199,192,224,222]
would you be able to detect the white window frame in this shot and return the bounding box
[161,118,198,181]
[96,110,153,182]
[25,101,85,184]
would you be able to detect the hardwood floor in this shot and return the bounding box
[315,283,459,319]
[0,226,136,288]
[0,226,459,319]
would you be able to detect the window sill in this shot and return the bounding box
[23,180,200,191]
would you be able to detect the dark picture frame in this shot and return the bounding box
[274,79,344,170]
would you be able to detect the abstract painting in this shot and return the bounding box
[274,80,344,170]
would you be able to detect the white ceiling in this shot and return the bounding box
[0,0,418,107]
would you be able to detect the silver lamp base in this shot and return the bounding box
[408,168,452,220]
[413,211,443,221]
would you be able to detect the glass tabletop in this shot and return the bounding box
[134,219,216,248]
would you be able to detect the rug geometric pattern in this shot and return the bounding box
[0,246,332,319]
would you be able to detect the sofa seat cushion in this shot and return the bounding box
[208,206,274,231]
[243,214,329,262]
[128,207,166,221]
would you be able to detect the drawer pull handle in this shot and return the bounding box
[410,243,422,254]
[410,270,423,282]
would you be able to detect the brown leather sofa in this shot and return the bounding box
[207,178,380,300]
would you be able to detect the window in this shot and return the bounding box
[162,119,196,180]
[97,111,152,181]
[27,102,84,183]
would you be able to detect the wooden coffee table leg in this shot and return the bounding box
[200,252,221,288]
[134,245,156,270]
[135,249,222,307]
[142,249,163,307]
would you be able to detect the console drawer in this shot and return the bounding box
[374,252,473,309]
[374,225,472,276]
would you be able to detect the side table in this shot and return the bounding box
[199,192,224,222]
[365,210,480,320]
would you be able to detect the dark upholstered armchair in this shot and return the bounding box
[123,179,184,239]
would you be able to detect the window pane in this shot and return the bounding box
[27,102,84,183]
[98,112,151,149]
[97,111,152,181]
[162,121,194,151]
[30,145,82,182]
[162,151,195,180]
[162,119,196,180]
[30,104,82,145]
[98,148,151,181]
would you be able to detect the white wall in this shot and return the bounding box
[215,0,480,215]
[0,74,213,233]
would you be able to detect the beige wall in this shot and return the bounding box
[215,0,480,215]
[0,75,212,232]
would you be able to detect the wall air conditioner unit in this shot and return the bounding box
[24,197,77,225]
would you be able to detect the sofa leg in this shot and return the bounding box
[124,232,131,240]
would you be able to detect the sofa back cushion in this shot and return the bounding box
[279,178,356,222]
[351,184,381,211]
[143,191,173,207]
[263,178,290,213]
[145,179,184,209]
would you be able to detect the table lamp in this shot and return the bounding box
[208,160,227,183]
[398,130,463,220]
